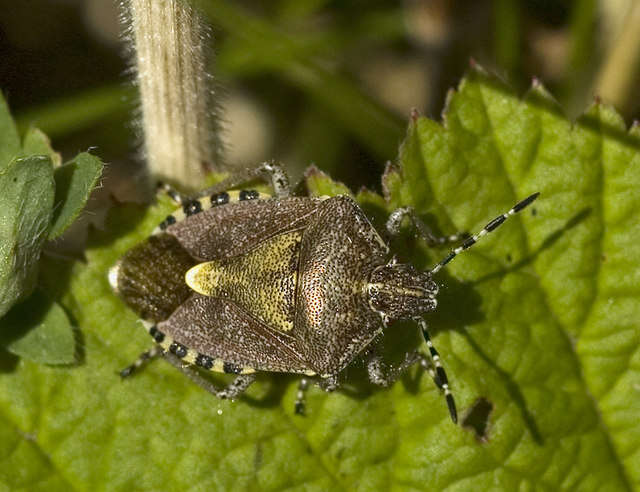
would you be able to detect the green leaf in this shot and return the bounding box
[0,291,75,365]
[1,68,639,490]
[48,152,103,240]
[0,94,20,173]
[305,165,353,197]
[0,156,54,318]
[0,102,98,367]
[0,412,72,490]
[21,127,62,167]
[383,68,640,489]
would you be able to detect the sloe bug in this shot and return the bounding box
[109,162,538,422]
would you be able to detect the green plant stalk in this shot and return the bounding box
[568,0,598,74]
[493,0,521,76]
[563,0,598,116]
[127,0,222,187]
[593,0,640,116]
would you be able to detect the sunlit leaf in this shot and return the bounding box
[0,156,54,318]
[48,152,103,240]
[0,291,75,365]
[1,68,638,490]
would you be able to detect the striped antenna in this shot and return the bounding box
[415,317,458,423]
[430,193,539,275]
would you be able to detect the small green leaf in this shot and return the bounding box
[305,165,353,197]
[0,291,75,365]
[21,127,62,167]
[0,156,54,318]
[48,152,103,240]
[0,94,20,173]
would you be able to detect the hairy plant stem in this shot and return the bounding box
[127,0,221,188]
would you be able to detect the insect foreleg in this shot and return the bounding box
[386,207,467,246]
[191,160,291,199]
[365,347,421,387]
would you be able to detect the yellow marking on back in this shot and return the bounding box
[185,230,303,332]
[186,263,222,295]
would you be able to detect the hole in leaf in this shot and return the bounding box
[462,396,493,442]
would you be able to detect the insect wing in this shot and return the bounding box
[166,197,321,261]
[158,294,310,373]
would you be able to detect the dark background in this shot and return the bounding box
[1,0,638,193]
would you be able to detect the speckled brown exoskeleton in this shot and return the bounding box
[109,162,538,422]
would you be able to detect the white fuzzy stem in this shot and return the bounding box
[127,0,220,187]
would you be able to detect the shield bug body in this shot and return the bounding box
[109,162,538,422]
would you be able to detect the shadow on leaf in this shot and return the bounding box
[462,327,544,444]
[474,207,592,285]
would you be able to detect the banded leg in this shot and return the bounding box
[163,352,257,400]
[259,161,290,198]
[157,161,290,203]
[119,345,163,378]
[157,182,187,204]
[194,160,291,199]
[294,378,310,415]
[386,207,467,246]
[151,165,289,235]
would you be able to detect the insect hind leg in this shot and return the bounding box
[294,375,339,416]
[119,345,163,378]
[259,161,290,198]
